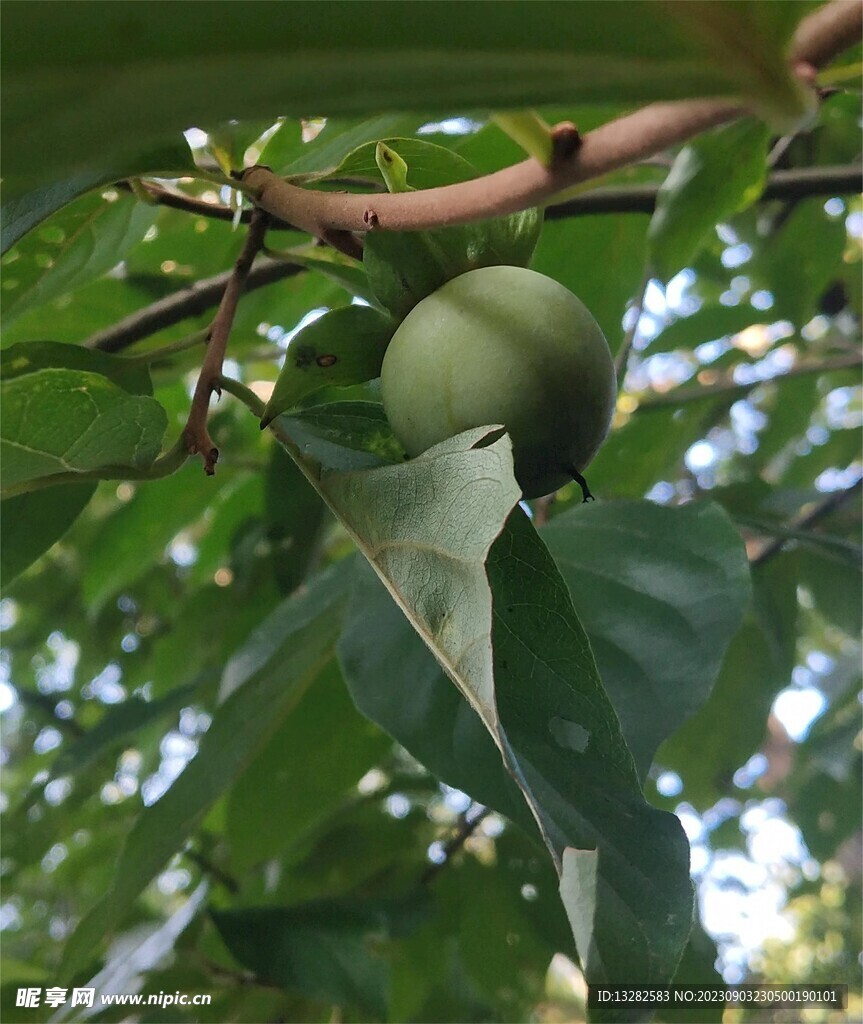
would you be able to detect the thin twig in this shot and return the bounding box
[85,257,304,354]
[118,179,295,231]
[184,846,239,895]
[634,351,862,411]
[183,209,270,474]
[750,478,862,566]
[421,806,492,884]
[615,267,653,385]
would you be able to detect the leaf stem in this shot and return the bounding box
[216,374,265,417]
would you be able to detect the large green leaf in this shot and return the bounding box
[531,214,649,359]
[1,138,194,253]
[648,118,770,282]
[1,340,153,395]
[80,465,228,612]
[226,660,390,871]
[542,500,752,779]
[646,304,760,355]
[0,483,96,587]
[212,901,393,1017]
[269,406,696,992]
[3,2,806,199]
[364,207,541,321]
[264,442,328,594]
[60,557,353,979]
[753,199,848,327]
[0,369,166,491]
[658,554,799,809]
[1,190,158,326]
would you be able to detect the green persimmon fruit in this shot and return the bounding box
[380,265,616,499]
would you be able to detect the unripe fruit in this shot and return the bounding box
[380,265,616,499]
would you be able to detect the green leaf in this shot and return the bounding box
[1,138,195,252]
[60,557,353,979]
[542,500,751,779]
[753,199,848,327]
[646,304,761,355]
[1,190,158,325]
[665,1,815,132]
[4,2,770,199]
[531,214,649,358]
[1,340,153,395]
[0,483,96,587]
[658,554,799,809]
[339,559,537,839]
[336,497,694,991]
[0,369,167,491]
[271,116,433,179]
[277,402,406,472]
[648,119,770,282]
[211,901,391,1017]
[331,136,478,190]
[584,394,734,502]
[264,442,327,593]
[226,660,390,871]
[81,464,227,612]
[485,511,693,993]
[49,687,194,780]
[798,546,863,637]
[261,305,396,425]
[365,208,542,321]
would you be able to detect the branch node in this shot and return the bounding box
[363,208,380,229]
[550,121,583,165]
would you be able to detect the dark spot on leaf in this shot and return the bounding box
[316,354,338,367]
[293,345,316,369]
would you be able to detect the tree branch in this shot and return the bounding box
[635,351,862,411]
[85,257,303,353]
[750,477,862,566]
[183,209,269,473]
[421,806,491,885]
[241,1,860,237]
[545,164,863,219]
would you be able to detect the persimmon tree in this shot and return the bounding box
[1,3,861,1022]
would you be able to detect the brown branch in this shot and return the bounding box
[183,209,269,474]
[635,351,862,410]
[545,164,863,219]
[241,1,860,237]
[751,477,862,566]
[85,257,303,353]
[789,0,863,68]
